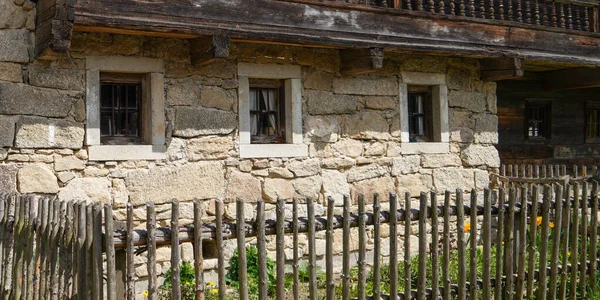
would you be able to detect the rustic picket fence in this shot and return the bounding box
[0,182,599,300]
[495,164,597,187]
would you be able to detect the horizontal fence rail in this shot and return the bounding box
[294,0,599,33]
[1,181,600,299]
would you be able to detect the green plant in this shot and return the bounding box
[225,245,277,298]
[158,261,222,300]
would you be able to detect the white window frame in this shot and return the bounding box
[238,63,307,158]
[398,72,450,154]
[85,56,166,161]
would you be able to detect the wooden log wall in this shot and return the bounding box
[1,179,600,299]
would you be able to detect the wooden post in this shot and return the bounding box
[274,198,285,300]
[171,200,181,300]
[325,196,335,300]
[307,197,317,300]
[548,185,564,300]
[430,191,439,300]
[92,203,103,300]
[442,191,451,300]
[482,189,492,300]
[537,185,552,300]
[292,200,299,300]
[126,203,134,300]
[389,193,398,300]
[456,190,466,300]
[257,199,268,300]
[404,192,412,300]
[105,205,117,300]
[235,198,248,300]
[215,200,225,300]
[357,195,366,300]
[193,200,204,300]
[417,192,428,300]
[342,195,351,300]
[147,203,158,300]
[372,194,381,300]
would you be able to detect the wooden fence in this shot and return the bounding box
[0,182,599,300]
[495,164,597,187]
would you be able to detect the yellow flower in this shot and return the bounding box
[143,290,149,297]
[186,281,192,286]
[477,246,483,252]
[536,216,542,226]
[207,281,215,287]
[464,222,471,233]
[549,222,555,228]
[211,289,218,295]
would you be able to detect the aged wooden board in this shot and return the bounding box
[71,0,600,66]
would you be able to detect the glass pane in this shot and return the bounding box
[127,111,139,136]
[127,85,138,108]
[100,85,113,108]
[100,111,112,137]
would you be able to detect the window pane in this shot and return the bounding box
[100,85,113,108]
[127,85,138,108]
[100,82,142,140]
[249,86,284,144]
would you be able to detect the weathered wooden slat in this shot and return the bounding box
[11,195,24,300]
[85,203,93,300]
[548,185,564,300]
[590,181,598,294]
[504,188,516,299]
[92,203,103,300]
[480,57,525,81]
[417,192,428,300]
[171,200,182,300]
[430,191,439,300]
[257,199,268,300]
[33,197,45,300]
[442,191,451,300]
[456,190,466,300]
[342,195,351,300]
[0,195,5,298]
[579,182,589,297]
[147,203,158,300]
[468,190,478,299]
[1,196,15,300]
[63,201,75,300]
[49,199,61,300]
[494,189,504,300]
[57,200,67,300]
[105,205,116,300]
[482,189,492,300]
[537,185,552,300]
[404,192,412,299]
[23,196,33,300]
[292,200,299,300]
[389,193,398,300]
[76,202,86,300]
[215,200,225,300]
[569,183,580,300]
[358,195,367,300]
[307,197,317,300]
[126,203,134,300]
[526,185,539,298]
[515,187,528,300]
[275,198,284,300]
[339,48,384,75]
[193,200,204,300]
[189,34,230,67]
[559,184,572,300]
[326,197,335,300]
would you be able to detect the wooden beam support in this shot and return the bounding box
[480,57,525,81]
[339,48,384,76]
[190,35,230,67]
[543,67,600,91]
[35,0,75,60]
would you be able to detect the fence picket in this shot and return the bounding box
[526,185,539,298]
[105,205,116,300]
[569,183,580,300]
[257,199,268,300]
[482,189,491,300]
[430,191,439,300]
[147,203,158,300]
[85,204,93,300]
[456,190,466,300]
[417,192,427,300]
[292,200,299,300]
[11,195,24,300]
[171,200,182,300]
[372,194,382,300]
[326,196,335,300]
[389,193,398,300]
[559,184,572,300]
[92,203,103,300]
[548,185,564,300]
[193,200,204,300]
[50,199,60,300]
[494,189,505,300]
[358,195,366,300]
[33,197,44,300]
[442,191,451,300]
[515,187,528,300]
[404,192,412,300]
[504,188,516,299]
[57,200,67,300]
[126,203,134,300]
[537,185,552,300]
[468,190,477,299]
[76,202,86,300]
[590,181,598,294]
[307,197,317,300]
[579,181,589,297]
[25,196,35,300]
[275,198,284,300]
[342,195,351,300]
[215,200,225,300]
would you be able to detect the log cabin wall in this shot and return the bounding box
[497,77,600,166]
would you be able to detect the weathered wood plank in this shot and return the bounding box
[257,199,268,300]
[544,67,600,91]
[342,195,351,300]
[339,47,384,75]
[480,57,525,81]
[372,194,382,300]
[193,200,204,300]
[389,193,398,300]
[326,197,335,300]
[307,197,317,300]
[171,200,181,300]
[105,205,117,300]
[189,34,230,67]
[215,200,225,300]
[147,203,158,300]
[275,198,284,300]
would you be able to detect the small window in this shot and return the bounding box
[408,86,433,142]
[99,73,145,145]
[525,100,551,140]
[249,79,285,144]
[586,102,600,143]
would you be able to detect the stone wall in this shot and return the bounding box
[0,0,500,293]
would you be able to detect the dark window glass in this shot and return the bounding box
[587,102,600,142]
[408,87,432,142]
[249,85,285,144]
[525,101,551,140]
[100,82,142,143]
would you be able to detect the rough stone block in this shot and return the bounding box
[0,29,30,63]
[460,144,500,167]
[200,87,233,111]
[421,154,462,168]
[15,116,85,148]
[346,164,388,183]
[0,116,15,147]
[345,111,390,140]
[364,96,398,110]
[226,170,261,203]
[262,178,294,203]
[0,63,22,82]
[166,78,200,106]
[391,155,420,175]
[187,136,233,161]
[54,156,86,171]
[28,67,84,91]
[287,159,320,177]
[333,77,398,96]
[125,162,226,205]
[0,164,17,194]
[58,178,111,203]
[18,163,59,193]
[332,139,363,158]
[0,1,35,30]
[397,173,434,197]
[306,90,356,115]
[292,175,323,200]
[173,107,236,137]
[303,69,333,91]
[322,170,350,206]
[432,168,474,192]
[351,175,395,204]
[448,90,486,113]
[0,83,75,117]
[304,115,340,143]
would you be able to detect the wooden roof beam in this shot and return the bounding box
[339,48,384,76]
[480,57,524,81]
[543,67,600,91]
[35,0,75,60]
[190,35,230,67]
